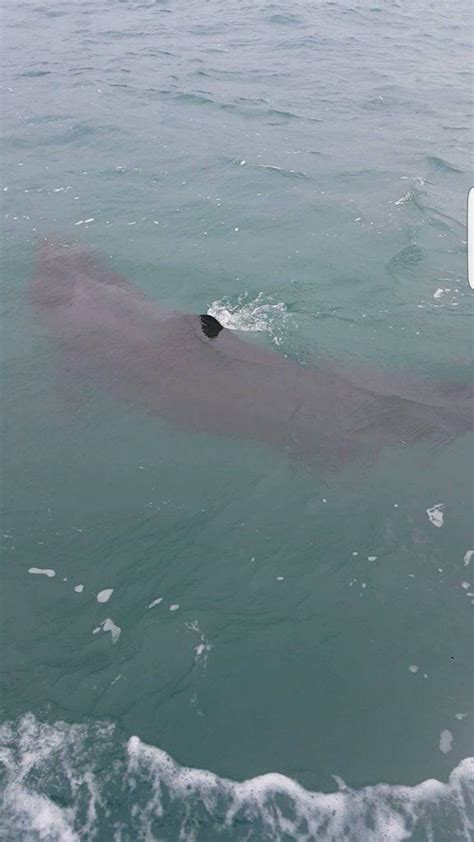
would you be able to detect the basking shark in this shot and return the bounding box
[30,240,472,469]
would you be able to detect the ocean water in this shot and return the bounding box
[1,0,473,839]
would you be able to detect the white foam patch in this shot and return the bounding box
[439,730,453,754]
[28,567,55,578]
[260,163,284,172]
[0,715,110,841]
[395,190,416,206]
[409,665,419,674]
[464,550,474,567]
[431,286,463,307]
[169,604,180,611]
[0,715,473,842]
[426,503,444,528]
[96,588,114,604]
[74,584,84,593]
[127,736,474,842]
[92,618,121,644]
[193,638,213,668]
[2,785,78,842]
[208,292,289,345]
[185,620,212,667]
[148,597,163,609]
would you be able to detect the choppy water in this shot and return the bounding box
[1,0,473,839]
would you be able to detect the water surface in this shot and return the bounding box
[1,0,473,839]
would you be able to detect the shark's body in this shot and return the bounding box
[30,241,472,468]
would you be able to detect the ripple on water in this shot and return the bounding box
[426,156,463,174]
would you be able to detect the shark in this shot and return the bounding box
[30,240,472,469]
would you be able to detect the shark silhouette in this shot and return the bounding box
[30,240,472,469]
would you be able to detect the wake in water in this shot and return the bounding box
[207,291,289,344]
[1,714,473,842]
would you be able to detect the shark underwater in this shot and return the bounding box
[30,240,472,469]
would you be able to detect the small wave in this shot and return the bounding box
[207,293,289,344]
[6,120,118,150]
[362,94,404,111]
[431,281,466,308]
[426,156,463,174]
[265,107,322,123]
[387,243,424,273]
[393,180,426,210]
[20,113,74,125]
[36,7,67,18]
[391,181,462,232]
[172,91,215,107]
[99,28,148,39]
[394,190,416,206]
[268,12,304,25]
[275,34,332,50]
[157,87,317,123]
[17,69,52,78]
[0,714,473,842]
[144,48,175,56]
[258,163,309,179]
[192,66,287,82]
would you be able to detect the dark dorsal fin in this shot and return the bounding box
[200,314,224,339]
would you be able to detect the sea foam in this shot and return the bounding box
[0,714,473,841]
[208,292,289,345]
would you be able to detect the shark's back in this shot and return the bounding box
[30,240,473,467]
